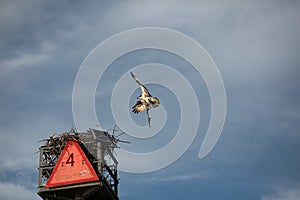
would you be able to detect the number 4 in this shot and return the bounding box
[66,153,74,166]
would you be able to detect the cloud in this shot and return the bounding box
[0,182,39,200]
[262,187,300,200]
[121,169,213,185]
[0,41,53,75]
[145,170,212,183]
[2,52,49,69]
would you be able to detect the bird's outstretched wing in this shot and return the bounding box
[132,101,147,113]
[132,101,152,127]
[130,72,152,97]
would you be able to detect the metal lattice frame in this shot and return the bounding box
[38,128,119,199]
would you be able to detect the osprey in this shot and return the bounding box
[131,71,160,127]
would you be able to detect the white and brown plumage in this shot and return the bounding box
[131,71,160,127]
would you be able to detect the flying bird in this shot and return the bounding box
[130,71,160,127]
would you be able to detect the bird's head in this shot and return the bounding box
[151,97,160,107]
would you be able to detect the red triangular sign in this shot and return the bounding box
[45,139,99,188]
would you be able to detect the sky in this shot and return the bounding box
[0,0,300,199]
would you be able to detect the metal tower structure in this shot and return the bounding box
[37,129,119,200]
